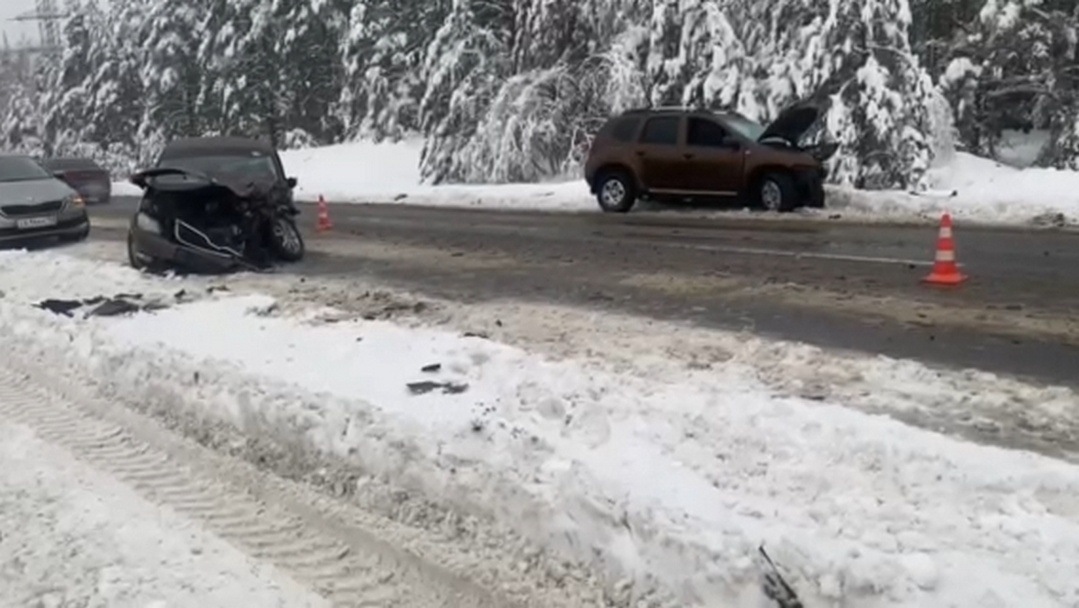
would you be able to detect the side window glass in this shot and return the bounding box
[687,118,731,147]
[611,117,641,142]
[639,116,680,145]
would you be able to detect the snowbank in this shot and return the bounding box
[830,152,1079,226]
[280,139,594,211]
[1,250,1078,608]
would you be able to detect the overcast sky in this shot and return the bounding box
[1,0,45,47]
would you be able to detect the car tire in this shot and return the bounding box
[595,170,637,213]
[127,231,149,270]
[268,217,305,262]
[755,172,798,212]
[808,180,826,208]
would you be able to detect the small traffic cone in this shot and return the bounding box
[316,195,333,233]
[923,212,966,285]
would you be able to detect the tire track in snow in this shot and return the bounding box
[0,369,506,608]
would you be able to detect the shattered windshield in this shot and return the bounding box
[0,157,52,182]
[160,154,279,182]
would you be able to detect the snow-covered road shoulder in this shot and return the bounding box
[0,417,327,607]
[2,250,1079,608]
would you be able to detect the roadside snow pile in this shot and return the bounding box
[278,139,593,211]
[112,179,142,197]
[830,152,1079,226]
[271,139,1079,226]
[2,251,1079,608]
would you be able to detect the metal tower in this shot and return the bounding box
[10,0,66,54]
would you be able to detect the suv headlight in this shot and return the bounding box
[66,193,86,209]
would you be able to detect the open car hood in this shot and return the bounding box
[759,105,820,144]
[129,166,271,197]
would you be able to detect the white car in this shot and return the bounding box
[0,154,90,246]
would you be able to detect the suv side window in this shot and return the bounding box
[610,116,642,142]
[639,116,681,145]
[687,118,732,147]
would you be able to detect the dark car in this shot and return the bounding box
[0,154,90,246]
[126,136,304,273]
[583,105,838,213]
[41,157,112,204]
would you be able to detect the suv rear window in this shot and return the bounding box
[639,116,680,145]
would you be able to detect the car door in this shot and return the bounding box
[632,115,685,191]
[683,116,745,195]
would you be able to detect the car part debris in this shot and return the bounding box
[759,545,804,608]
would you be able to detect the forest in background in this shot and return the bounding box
[0,0,1075,190]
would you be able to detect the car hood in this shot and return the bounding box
[130,167,272,197]
[0,178,76,206]
[759,105,820,144]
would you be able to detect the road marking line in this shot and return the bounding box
[681,243,950,267]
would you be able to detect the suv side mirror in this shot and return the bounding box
[286,177,297,188]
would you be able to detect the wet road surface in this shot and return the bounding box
[89,198,1079,387]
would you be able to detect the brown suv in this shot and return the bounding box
[583,105,837,213]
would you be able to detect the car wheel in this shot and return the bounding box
[756,172,798,212]
[595,170,637,213]
[268,217,305,262]
[127,231,150,270]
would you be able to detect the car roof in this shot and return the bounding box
[0,153,42,163]
[620,107,738,119]
[160,136,277,158]
[42,156,102,167]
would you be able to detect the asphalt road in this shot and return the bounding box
[90,197,1079,388]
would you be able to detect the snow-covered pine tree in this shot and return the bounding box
[136,0,206,158]
[269,0,347,146]
[0,51,48,156]
[939,0,1078,167]
[83,2,147,172]
[40,0,100,156]
[418,0,514,183]
[338,0,451,142]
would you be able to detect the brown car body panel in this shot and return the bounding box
[584,108,826,208]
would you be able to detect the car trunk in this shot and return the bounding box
[55,168,111,199]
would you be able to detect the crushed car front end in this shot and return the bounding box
[126,167,276,273]
[127,208,246,274]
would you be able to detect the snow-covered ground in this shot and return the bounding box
[110,138,1079,227]
[0,420,327,607]
[2,249,1079,607]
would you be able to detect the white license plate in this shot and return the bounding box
[15,216,58,230]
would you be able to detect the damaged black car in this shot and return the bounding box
[126,136,305,273]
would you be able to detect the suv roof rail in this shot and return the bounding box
[622,105,710,114]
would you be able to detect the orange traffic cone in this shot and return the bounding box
[923,212,966,285]
[316,195,333,233]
